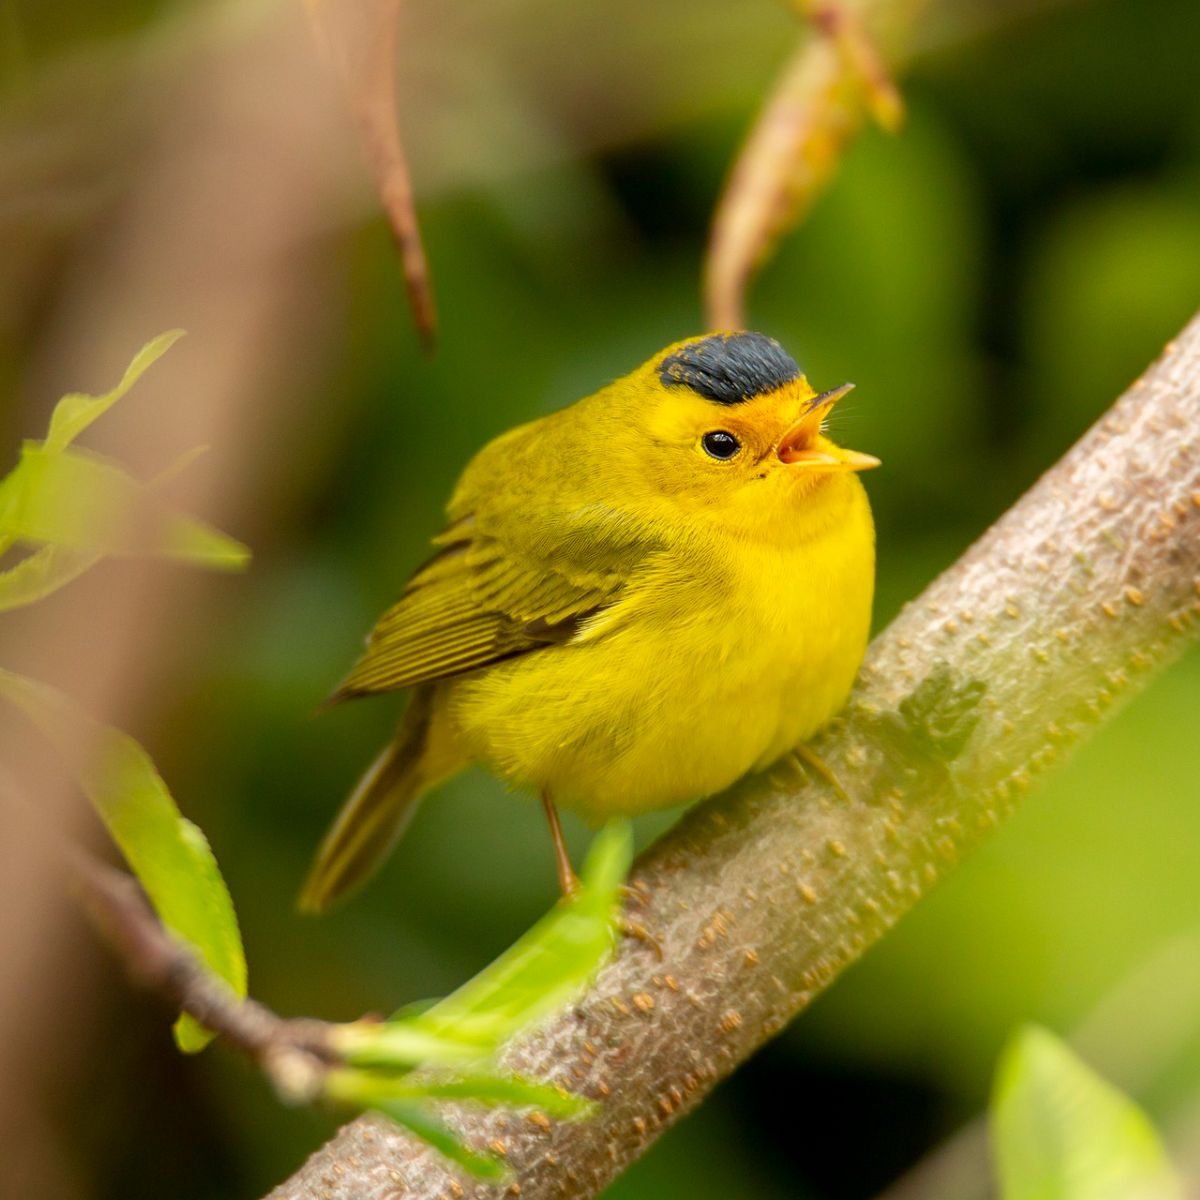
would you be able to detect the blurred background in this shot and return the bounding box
[2,0,1199,1196]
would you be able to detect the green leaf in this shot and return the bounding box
[325,1063,588,1175]
[368,1100,509,1181]
[0,668,247,1052]
[329,1022,493,1070]
[992,1025,1182,1200]
[391,1074,592,1118]
[333,821,631,1069]
[325,1067,592,1119]
[325,826,627,1177]
[0,446,224,614]
[0,444,249,569]
[416,820,632,1042]
[0,544,101,612]
[44,329,185,453]
[0,330,246,607]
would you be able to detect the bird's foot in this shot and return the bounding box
[617,883,662,958]
[619,915,663,959]
[790,741,851,804]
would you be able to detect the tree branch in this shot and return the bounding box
[267,313,1200,1199]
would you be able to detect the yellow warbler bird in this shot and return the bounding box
[301,332,878,911]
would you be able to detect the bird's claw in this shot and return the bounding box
[619,916,664,960]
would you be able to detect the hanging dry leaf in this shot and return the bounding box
[705,1,912,330]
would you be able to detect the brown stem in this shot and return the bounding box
[69,851,334,1104]
[306,0,437,350]
[265,315,1200,1198]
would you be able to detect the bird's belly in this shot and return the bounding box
[449,531,872,822]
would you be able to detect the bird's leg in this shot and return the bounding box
[541,793,662,957]
[790,741,851,805]
[541,791,580,897]
[618,911,663,960]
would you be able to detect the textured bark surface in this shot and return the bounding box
[268,314,1200,1199]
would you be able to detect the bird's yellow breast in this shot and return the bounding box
[447,474,874,822]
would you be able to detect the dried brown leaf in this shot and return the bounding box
[705,36,862,331]
[705,2,909,330]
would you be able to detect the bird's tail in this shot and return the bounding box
[299,687,459,913]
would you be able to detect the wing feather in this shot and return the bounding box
[332,512,661,701]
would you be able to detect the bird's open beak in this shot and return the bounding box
[776,382,881,471]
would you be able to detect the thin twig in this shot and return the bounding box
[68,849,334,1104]
[266,315,1200,1198]
[305,0,437,350]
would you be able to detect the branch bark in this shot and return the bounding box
[268,314,1200,1199]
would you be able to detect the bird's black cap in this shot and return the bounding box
[657,332,802,406]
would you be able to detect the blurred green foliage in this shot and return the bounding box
[0,329,249,1052]
[3,0,1200,1196]
[992,1026,1181,1200]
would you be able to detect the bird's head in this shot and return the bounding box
[603,332,879,534]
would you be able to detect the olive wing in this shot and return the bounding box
[331,506,662,700]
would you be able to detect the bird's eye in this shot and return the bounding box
[702,431,741,461]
